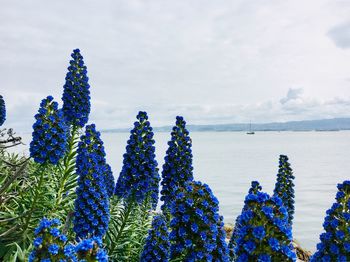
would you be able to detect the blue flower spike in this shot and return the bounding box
[29,217,77,262]
[161,116,194,214]
[115,111,160,209]
[29,96,68,165]
[140,215,170,262]
[273,155,295,226]
[73,124,110,239]
[233,188,296,261]
[311,180,350,261]
[62,49,91,128]
[169,180,230,261]
[0,95,6,126]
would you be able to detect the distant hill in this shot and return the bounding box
[102,118,350,133]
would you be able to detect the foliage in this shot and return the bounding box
[62,49,91,128]
[0,94,6,126]
[233,190,296,261]
[160,116,193,215]
[105,196,152,261]
[228,181,262,260]
[73,124,110,239]
[311,180,350,261]
[140,215,170,262]
[29,96,68,165]
[115,111,160,209]
[273,154,295,226]
[169,180,230,261]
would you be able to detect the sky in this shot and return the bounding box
[1,0,350,131]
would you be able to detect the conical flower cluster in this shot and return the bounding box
[273,154,295,226]
[62,49,91,127]
[29,218,76,262]
[29,96,68,164]
[140,215,170,262]
[73,124,110,239]
[0,95,6,126]
[161,116,193,213]
[169,180,230,261]
[233,190,296,261]
[311,180,350,261]
[104,163,115,198]
[115,111,159,209]
[229,181,262,260]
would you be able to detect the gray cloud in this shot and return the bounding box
[1,0,350,132]
[327,22,350,49]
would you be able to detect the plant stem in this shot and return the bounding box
[22,164,47,241]
[52,125,79,212]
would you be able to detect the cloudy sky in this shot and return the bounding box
[1,0,350,131]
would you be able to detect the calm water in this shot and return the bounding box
[14,131,350,251]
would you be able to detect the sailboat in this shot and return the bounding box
[247,121,255,135]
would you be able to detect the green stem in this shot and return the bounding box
[52,125,79,212]
[22,164,47,240]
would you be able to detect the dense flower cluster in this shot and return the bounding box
[0,95,6,126]
[29,218,76,262]
[75,237,108,262]
[233,190,296,261]
[140,215,170,262]
[29,96,68,164]
[73,124,110,239]
[273,154,295,226]
[169,180,230,261]
[229,181,262,260]
[104,163,115,198]
[62,49,91,127]
[115,111,160,209]
[161,116,194,213]
[311,180,350,261]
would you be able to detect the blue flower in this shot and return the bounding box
[115,111,160,209]
[75,237,107,261]
[273,155,295,226]
[0,95,6,126]
[311,180,350,261]
[73,124,110,239]
[30,218,75,260]
[169,180,230,261]
[29,96,68,164]
[62,49,91,127]
[253,226,266,240]
[140,215,170,261]
[160,116,194,214]
[48,244,59,255]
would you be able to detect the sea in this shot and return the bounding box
[12,130,350,251]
